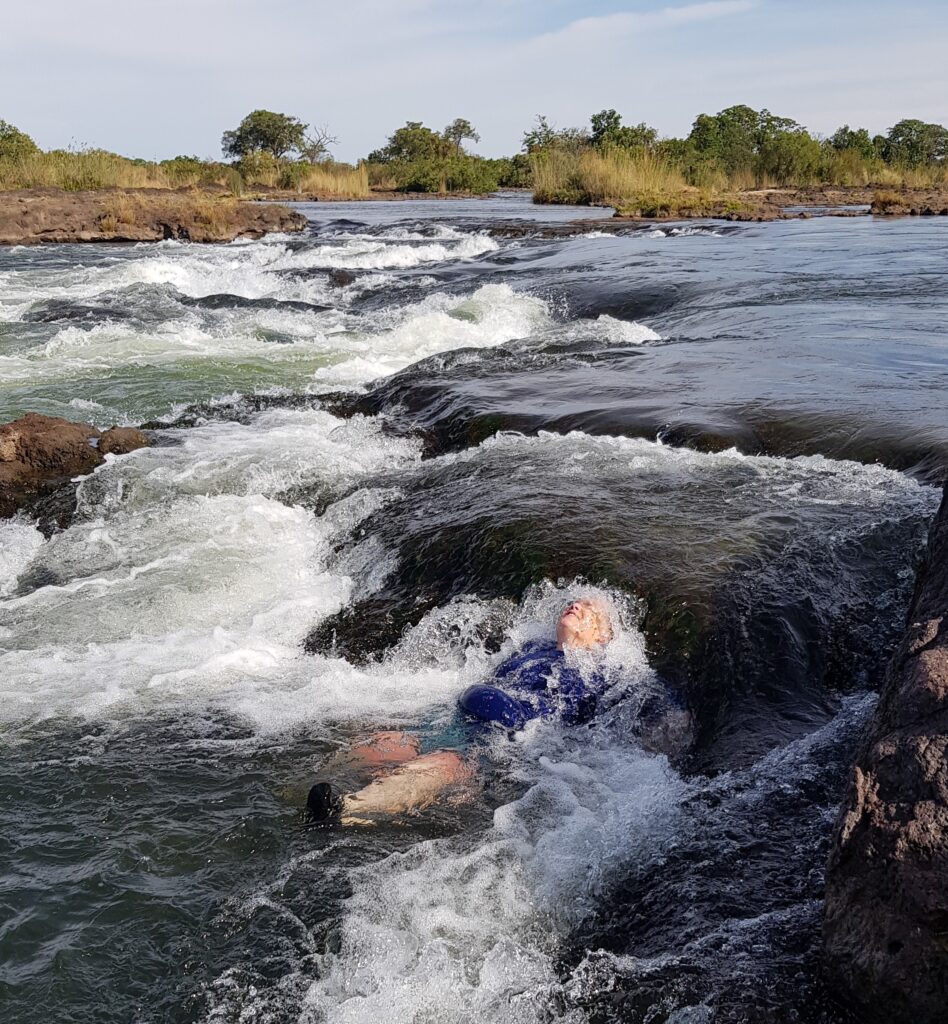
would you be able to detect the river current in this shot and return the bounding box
[1,195,946,1023]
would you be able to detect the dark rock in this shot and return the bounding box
[327,269,357,288]
[824,485,948,1023]
[0,413,149,518]
[178,293,328,314]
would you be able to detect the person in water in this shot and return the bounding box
[307,598,616,825]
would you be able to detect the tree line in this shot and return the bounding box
[522,106,948,188]
[1,105,946,196]
[213,105,948,192]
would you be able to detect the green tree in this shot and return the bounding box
[828,125,875,161]
[522,115,557,152]
[222,110,307,159]
[443,118,480,157]
[884,119,948,167]
[688,104,812,181]
[0,120,39,160]
[590,109,657,151]
[368,121,448,163]
[758,130,822,184]
[688,106,758,174]
[521,114,589,154]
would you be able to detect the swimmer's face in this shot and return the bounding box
[556,599,613,650]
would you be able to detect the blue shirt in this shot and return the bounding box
[458,640,610,730]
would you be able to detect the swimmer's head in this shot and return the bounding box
[556,598,614,650]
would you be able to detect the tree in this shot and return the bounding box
[443,118,480,156]
[522,114,556,152]
[222,110,307,159]
[299,124,338,164]
[828,125,875,161]
[688,104,811,180]
[590,109,657,151]
[758,130,822,184]
[521,114,589,154]
[884,119,948,167]
[368,121,448,163]
[0,120,39,160]
[688,106,758,174]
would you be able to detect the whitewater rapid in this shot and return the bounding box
[2,207,943,1024]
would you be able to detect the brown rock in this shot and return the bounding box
[0,188,307,246]
[824,486,948,1023]
[98,426,149,456]
[0,413,150,517]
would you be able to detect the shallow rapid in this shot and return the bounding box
[1,194,945,1023]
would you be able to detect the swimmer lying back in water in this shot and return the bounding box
[307,598,618,825]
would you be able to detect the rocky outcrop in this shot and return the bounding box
[0,188,307,245]
[0,413,149,517]
[824,485,948,1022]
[871,188,948,217]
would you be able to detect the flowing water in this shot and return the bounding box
[1,194,946,1023]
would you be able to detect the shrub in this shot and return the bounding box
[0,120,38,160]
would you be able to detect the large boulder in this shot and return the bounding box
[0,413,149,517]
[824,485,948,1021]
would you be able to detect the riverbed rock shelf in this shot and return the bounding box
[0,188,307,245]
[824,485,948,1023]
[0,413,149,517]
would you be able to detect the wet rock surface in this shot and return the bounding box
[824,486,948,1023]
[0,413,149,517]
[0,187,307,244]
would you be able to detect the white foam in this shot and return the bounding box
[648,226,722,239]
[587,314,660,345]
[311,283,552,385]
[0,520,44,598]
[0,281,552,411]
[446,430,934,510]
[0,408,427,728]
[275,231,498,271]
[0,226,498,321]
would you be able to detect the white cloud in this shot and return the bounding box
[528,1,757,49]
[0,1,945,161]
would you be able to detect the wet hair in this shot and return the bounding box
[306,782,337,822]
[560,598,614,646]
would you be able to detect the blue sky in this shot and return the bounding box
[2,1,946,161]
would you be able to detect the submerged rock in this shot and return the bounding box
[824,485,948,1022]
[327,269,357,288]
[0,413,149,517]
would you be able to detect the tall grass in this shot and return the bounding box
[0,147,369,196]
[0,149,167,190]
[293,162,369,197]
[532,144,948,209]
[531,147,687,205]
[0,148,240,191]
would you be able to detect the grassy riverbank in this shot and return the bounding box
[0,148,371,199]
[530,147,948,217]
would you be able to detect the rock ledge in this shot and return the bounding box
[824,485,948,1023]
[0,188,307,245]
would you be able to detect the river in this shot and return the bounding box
[0,194,945,1023]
